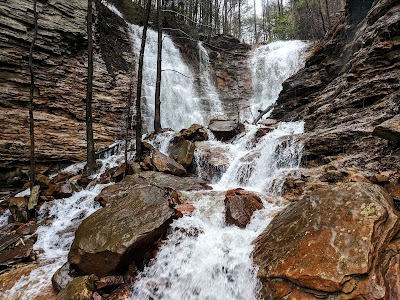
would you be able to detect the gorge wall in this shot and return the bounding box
[0,0,132,180]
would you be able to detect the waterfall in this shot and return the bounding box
[131,41,308,299]
[242,40,309,122]
[198,42,224,122]
[130,25,204,132]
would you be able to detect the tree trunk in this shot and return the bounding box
[154,0,163,133]
[253,0,258,43]
[238,0,241,40]
[28,0,38,191]
[125,60,134,176]
[86,0,96,174]
[135,0,152,161]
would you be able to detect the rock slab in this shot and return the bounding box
[68,182,174,277]
[253,182,400,298]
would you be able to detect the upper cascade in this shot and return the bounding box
[242,40,309,122]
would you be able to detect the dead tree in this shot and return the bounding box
[28,0,39,191]
[154,0,163,133]
[252,104,274,125]
[135,0,152,160]
[86,0,96,174]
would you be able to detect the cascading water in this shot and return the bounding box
[242,40,309,122]
[130,25,204,132]
[130,41,308,299]
[2,154,123,299]
[198,42,224,122]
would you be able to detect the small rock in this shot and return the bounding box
[208,118,244,141]
[53,181,79,198]
[57,275,98,300]
[224,188,264,228]
[175,204,195,218]
[77,176,92,187]
[35,174,51,189]
[372,114,400,142]
[169,140,195,168]
[151,149,187,176]
[0,238,34,265]
[42,183,58,196]
[106,284,132,300]
[370,173,390,184]
[260,118,277,126]
[52,262,83,293]
[8,197,30,223]
[52,172,74,183]
[95,275,124,290]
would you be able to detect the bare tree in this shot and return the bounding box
[86,0,96,174]
[124,61,134,176]
[135,0,152,160]
[154,0,163,133]
[28,0,39,191]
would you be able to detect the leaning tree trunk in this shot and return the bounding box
[86,0,96,174]
[135,0,152,161]
[154,0,163,133]
[28,0,39,191]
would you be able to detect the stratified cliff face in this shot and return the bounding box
[273,0,400,172]
[0,0,132,176]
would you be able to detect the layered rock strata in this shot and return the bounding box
[0,0,132,173]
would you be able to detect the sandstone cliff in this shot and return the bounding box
[0,0,132,178]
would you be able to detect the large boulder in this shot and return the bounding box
[151,149,187,176]
[208,118,244,141]
[68,183,175,277]
[372,114,400,142]
[169,140,195,168]
[253,182,400,299]
[224,188,264,228]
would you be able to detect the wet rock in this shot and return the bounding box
[194,142,231,181]
[35,174,51,189]
[169,140,195,168]
[16,222,37,235]
[28,185,40,210]
[260,118,278,126]
[0,264,37,295]
[112,163,135,180]
[68,183,174,277]
[224,188,264,228]
[95,275,124,289]
[175,204,196,218]
[53,181,79,199]
[208,119,244,141]
[151,149,187,176]
[42,183,58,196]
[53,172,75,184]
[372,114,400,142]
[52,262,85,293]
[105,284,132,300]
[57,275,97,300]
[174,124,208,142]
[0,238,34,265]
[77,176,92,187]
[8,197,30,223]
[253,182,400,297]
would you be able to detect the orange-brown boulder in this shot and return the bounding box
[253,182,400,298]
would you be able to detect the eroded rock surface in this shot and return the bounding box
[253,182,400,298]
[0,0,132,173]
